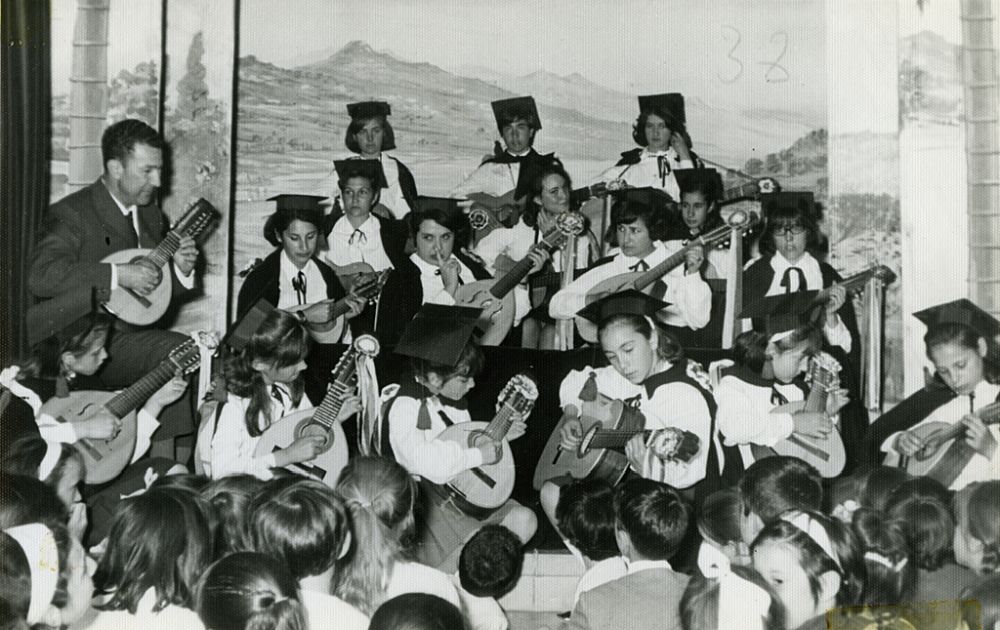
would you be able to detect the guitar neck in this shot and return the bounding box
[587,428,650,450]
[632,223,732,290]
[490,231,566,299]
[146,231,184,268]
[310,349,358,430]
[837,266,894,294]
[104,344,192,417]
[145,202,216,268]
[482,398,527,442]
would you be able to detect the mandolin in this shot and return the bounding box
[749,352,847,478]
[40,332,216,484]
[893,400,1000,487]
[454,212,585,345]
[102,199,219,325]
[718,177,780,206]
[253,334,380,486]
[576,209,757,342]
[434,374,538,517]
[284,270,389,343]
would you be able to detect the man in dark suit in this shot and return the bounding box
[565,478,691,630]
[28,119,200,460]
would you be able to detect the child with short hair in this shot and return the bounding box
[738,455,824,545]
[886,476,979,601]
[202,474,263,556]
[453,524,522,630]
[554,478,627,604]
[247,477,368,630]
[369,593,469,630]
[564,478,691,630]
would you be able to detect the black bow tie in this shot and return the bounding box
[780,267,806,293]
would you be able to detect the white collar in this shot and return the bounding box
[279,249,315,277]
[626,558,674,574]
[102,177,137,216]
[641,147,676,159]
[507,148,531,157]
[333,213,377,236]
[770,250,819,274]
[620,240,663,267]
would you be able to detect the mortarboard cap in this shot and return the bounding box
[674,168,724,199]
[26,286,111,348]
[266,194,327,213]
[913,299,1000,341]
[346,101,391,120]
[334,159,388,190]
[637,93,686,125]
[576,289,671,325]
[416,196,462,214]
[491,96,541,132]
[395,304,482,367]
[740,290,824,338]
[226,298,278,352]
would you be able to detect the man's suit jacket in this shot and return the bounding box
[28,178,185,300]
[564,567,689,630]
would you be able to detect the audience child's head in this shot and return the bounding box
[0,474,68,533]
[739,456,823,545]
[368,593,468,630]
[682,547,784,630]
[248,478,350,583]
[697,488,749,566]
[203,475,265,556]
[458,525,523,599]
[334,456,418,616]
[954,481,1000,575]
[554,478,620,563]
[196,552,305,630]
[751,509,864,630]
[613,478,689,562]
[0,522,92,629]
[94,486,213,613]
[963,575,1000,630]
[851,507,916,605]
[224,308,309,437]
[885,476,955,572]
[152,472,211,493]
[0,435,84,509]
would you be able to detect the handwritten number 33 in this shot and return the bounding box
[718,26,789,84]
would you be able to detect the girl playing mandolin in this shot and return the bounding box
[549,188,712,348]
[869,299,1000,490]
[381,304,537,573]
[206,301,359,480]
[714,292,850,475]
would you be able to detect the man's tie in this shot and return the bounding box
[349,228,367,246]
[124,210,140,247]
[293,271,307,305]
[780,267,806,293]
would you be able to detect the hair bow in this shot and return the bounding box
[697,542,771,630]
[864,551,908,572]
[782,511,843,571]
[4,523,60,625]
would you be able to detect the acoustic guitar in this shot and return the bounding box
[533,388,699,489]
[433,373,538,517]
[749,352,847,478]
[326,261,382,293]
[719,177,780,206]
[454,212,585,345]
[892,400,1000,487]
[575,209,757,342]
[284,270,389,343]
[467,180,623,239]
[253,334,380,486]
[40,332,216,484]
[102,199,219,325]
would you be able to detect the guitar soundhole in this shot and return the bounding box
[296,422,332,453]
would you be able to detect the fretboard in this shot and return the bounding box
[310,349,358,430]
[482,398,522,442]
[490,231,566,299]
[105,341,194,417]
[587,428,650,450]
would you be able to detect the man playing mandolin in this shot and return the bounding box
[28,119,201,461]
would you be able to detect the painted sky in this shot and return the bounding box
[241,0,828,125]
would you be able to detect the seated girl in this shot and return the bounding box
[714,292,849,475]
[381,305,536,573]
[549,188,711,348]
[205,300,358,480]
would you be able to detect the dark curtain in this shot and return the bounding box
[1,0,51,365]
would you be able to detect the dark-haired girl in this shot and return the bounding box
[751,509,865,630]
[473,163,592,347]
[196,552,306,630]
[594,93,702,201]
[714,325,848,474]
[87,487,212,630]
[236,195,364,342]
[208,309,358,480]
[868,300,1000,489]
[549,191,711,347]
